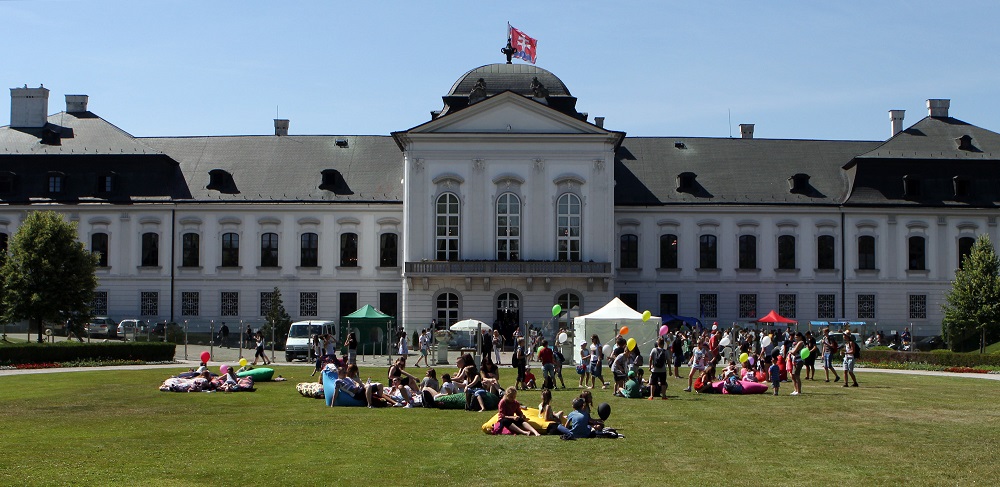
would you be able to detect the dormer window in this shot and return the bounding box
[903,175,921,199]
[319,169,352,195]
[47,172,65,194]
[0,171,16,194]
[40,128,62,146]
[956,134,975,151]
[96,172,116,194]
[788,173,810,194]
[206,169,239,194]
[953,176,969,199]
[335,138,349,148]
[677,172,697,193]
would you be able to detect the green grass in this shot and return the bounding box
[1,366,999,486]
[982,341,1000,354]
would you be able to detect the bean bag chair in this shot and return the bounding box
[297,382,324,399]
[481,407,556,435]
[713,380,769,395]
[238,367,274,382]
[435,392,501,410]
[321,368,368,407]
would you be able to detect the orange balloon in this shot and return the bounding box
[619,326,630,336]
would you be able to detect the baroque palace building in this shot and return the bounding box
[3,63,1000,341]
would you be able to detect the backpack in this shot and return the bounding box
[554,349,565,364]
[850,340,860,359]
[652,348,668,368]
[827,338,839,354]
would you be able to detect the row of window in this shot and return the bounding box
[89,232,399,269]
[627,234,977,271]
[94,290,399,320]
[643,292,927,321]
[435,192,582,261]
[0,172,117,195]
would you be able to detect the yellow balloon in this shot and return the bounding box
[642,310,651,322]
[239,358,248,367]
[627,337,637,350]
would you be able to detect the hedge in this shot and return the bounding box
[861,349,1000,368]
[0,342,176,365]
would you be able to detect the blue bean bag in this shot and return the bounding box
[322,368,367,407]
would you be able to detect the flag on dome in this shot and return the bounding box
[508,24,537,64]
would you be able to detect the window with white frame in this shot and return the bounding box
[699,235,717,269]
[556,193,581,261]
[181,233,200,267]
[379,233,398,267]
[436,193,460,261]
[260,233,279,267]
[140,291,158,316]
[817,294,836,319]
[140,232,159,267]
[436,292,459,327]
[496,192,521,261]
[181,292,199,316]
[738,293,757,319]
[340,233,358,267]
[92,291,108,316]
[699,293,717,319]
[908,236,926,271]
[909,294,927,319]
[857,294,876,319]
[300,233,318,267]
[300,292,318,317]
[221,291,239,316]
[221,233,240,267]
[778,293,797,318]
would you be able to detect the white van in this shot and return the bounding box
[284,320,337,362]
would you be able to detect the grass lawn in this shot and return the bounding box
[1,366,998,486]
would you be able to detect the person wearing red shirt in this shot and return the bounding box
[538,339,555,389]
[497,387,540,436]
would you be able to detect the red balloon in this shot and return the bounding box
[200,351,211,363]
[619,326,630,336]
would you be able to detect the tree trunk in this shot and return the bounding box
[33,317,43,343]
[982,327,987,354]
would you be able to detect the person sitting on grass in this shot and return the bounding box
[418,368,439,392]
[387,377,416,407]
[331,364,368,407]
[497,386,540,436]
[388,356,419,390]
[555,397,603,439]
[523,367,537,389]
[479,355,502,395]
[538,388,566,425]
[619,370,644,398]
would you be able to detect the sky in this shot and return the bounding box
[4,1,1000,141]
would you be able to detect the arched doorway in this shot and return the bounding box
[495,292,520,344]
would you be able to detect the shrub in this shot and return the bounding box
[0,342,175,365]
[861,349,1000,368]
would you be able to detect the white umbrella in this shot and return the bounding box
[449,319,490,332]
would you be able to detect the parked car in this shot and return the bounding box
[117,319,141,337]
[912,335,947,351]
[87,317,118,337]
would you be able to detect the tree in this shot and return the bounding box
[262,287,292,345]
[0,211,98,343]
[942,234,1000,353]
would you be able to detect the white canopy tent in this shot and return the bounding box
[571,297,662,365]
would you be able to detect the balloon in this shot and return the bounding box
[220,365,229,375]
[720,336,731,347]
[597,402,611,421]
[239,358,248,367]
[659,325,669,336]
[761,336,772,347]
[801,349,810,360]
[739,353,749,363]
[200,351,210,363]
[538,346,545,354]
[755,371,767,382]
[619,326,630,336]
[551,304,562,317]
[558,332,568,343]
[748,356,756,366]
[602,344,612,356]
[627,338,636,350]
[642,310,651,322]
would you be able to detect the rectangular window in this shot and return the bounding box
[817,235,835,270]
[300,292,318,317]
[857,293,876,320]
[48,174,63,193]
[659,234,678,269]
[437,193,461,261]
[379,233,398,267]
[221,291,239,316]
[619,292,638,310]
[340,292,359,318]
[909,294,927,320]
[299,233,318,268]
[858,236,876,270]
[620,234,638,269]
[141,232,159,267]
[92,291,108,316]
[260,291,275,317]
[958,236,975,270]
[817,294,836,319]
[379,292,398,320]
[778,235,796,270]
[182,233,200,267]
[659,293,678,316]
[738,293,757,319]
[738,235,757,269]
[91,233,109,267]
[699,293,717,319]
[181,291,199,316]
[340,233,358,267]
[260,233,279,267]
[496,193,521,261]
[556,193,581,262]
[140,291,158,317]
[699,235,717,269]
[908,236,926,271]
[221,233,240,267]
[778,293,797,318]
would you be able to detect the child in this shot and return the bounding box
[539,388,565,424]
[497,387,540,436]
[523,367,537,389]
[578,389,595,416]
[578,342,592,388]
[556,397,599,439]
[769,359,781,396]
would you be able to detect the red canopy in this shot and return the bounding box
[755,310,797,324]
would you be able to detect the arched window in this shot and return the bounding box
[620,234,638,269]
[557,193,581,261]
[496,193,521,261]
[181,233,200,267]
[436,292,459,328]
[777,235,796,269]
[858,235,875,270]
[659,234,678,269]
[379,233,398,267]
[908,236,926,271]
[738,235,757,269]
[260,233,279,267]
[699,235,717,269]
[958,236,975,269]
[436,193,460,261]
[556,291,581,326]
[140,232,159,267]
[340,233,358,267]
[221,232,240,267]
[91,233,109,267]
[496,293,520,339]
[300,233,318,267]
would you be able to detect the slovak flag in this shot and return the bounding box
[509,24,537,64]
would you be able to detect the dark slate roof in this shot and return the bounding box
[437,63,582,120]
[615,137,880,206]
[855,116,1000,160]
[0,111,163,156]
[139,135,404,203]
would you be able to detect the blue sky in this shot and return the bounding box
[4,1,1000,141]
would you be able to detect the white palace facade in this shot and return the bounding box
[3,64,1000,340]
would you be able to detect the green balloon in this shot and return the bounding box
[800,349,810,360]
[552,304,562,317]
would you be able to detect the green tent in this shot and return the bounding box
[340,305,394,354]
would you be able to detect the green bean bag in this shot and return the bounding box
[436,392,500,410]
[237,367,274,382]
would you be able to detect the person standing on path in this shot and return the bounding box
[220,322,230,349]
[648,337,669,400]
[843,330,860,387]
[821,328,841,383]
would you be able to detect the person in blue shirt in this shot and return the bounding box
[556,398,599,439]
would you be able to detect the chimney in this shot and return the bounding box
[594,116,605,128]
[927,99,950,118]
[889,109,905,136]
[274,119,289,136]
[739,124,754,139]
[65,94,89,112]
[10,84,49,128]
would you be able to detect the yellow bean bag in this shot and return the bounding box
[481,406,557,435]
